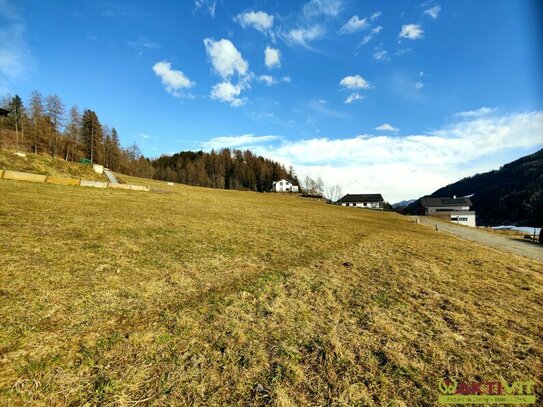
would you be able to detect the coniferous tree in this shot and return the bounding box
[80,109,103,163]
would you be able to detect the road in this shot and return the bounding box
[411,216,543,263]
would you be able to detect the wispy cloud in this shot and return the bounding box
[338,15,368,34]
[201,134,281,149]
[360,26,382,45]
[454,107,497,118]
[127,37,160,54]
[194,0,216,17]
[310,99,348,118]
[373,47,389,62]
[0,0,33,86]
[345,92,364,104]
[303,0,343,18]
[424,5,441,19]
[376,123,399,132]
[280,25,325,50]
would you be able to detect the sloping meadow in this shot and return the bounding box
[0,178,541,405]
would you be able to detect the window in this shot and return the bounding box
[459,217,468,221]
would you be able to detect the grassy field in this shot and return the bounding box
[0,173,542,405]
[0,149,107,181]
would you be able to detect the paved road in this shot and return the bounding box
[411,216,543,263]
[103,169,118,184]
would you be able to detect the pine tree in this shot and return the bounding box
[7,95,23,149]
[80,110,103,163]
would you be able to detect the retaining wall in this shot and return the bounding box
[1,169,149,192]
[46,176,80,186]
[3,170,47,183]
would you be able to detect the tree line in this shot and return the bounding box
[0,92,308,193]
[0,92,154,177]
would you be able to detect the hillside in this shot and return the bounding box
[0,149,107,182]
[405,148,543,226]
[1,163,541,405]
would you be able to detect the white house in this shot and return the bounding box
[272,179,299,193]
[420,196,476,227]
[337,194,384,209]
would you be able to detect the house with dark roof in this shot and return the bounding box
[337,194,384,210]
[0,107,9,117]
[420,195,476,227]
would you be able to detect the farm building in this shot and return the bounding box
[420,196,476,227]
[337,194,384,209]
[272,179,299,193]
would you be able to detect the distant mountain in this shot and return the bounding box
[404,149,543,226]
[392,199,416,208]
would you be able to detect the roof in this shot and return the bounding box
[0,107,9,117]
[420,196,472,207]
[273,179,293,184]
[337,194,384,203]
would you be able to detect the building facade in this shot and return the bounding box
[272,179,299,192]
[420,196,476,227]
[337,194,384,209]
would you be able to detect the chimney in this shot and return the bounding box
[453,195,456,199]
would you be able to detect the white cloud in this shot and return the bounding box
[201,134,280,149]
[399,24,424,40]
[282,76,292,83]
[454,107,497,118]
[376,123,399,132]
[414,81,424,89]
[303,0,343,18]
[152,61,194,96]
[210,81,247,107]
[345,92,364,104]
[370,11,382,21]
[281,26,325,50]
[339,16,368,34]
[236,111,543,202]
[264,46,281,69]
[424,5,441,19]
[361,26,382,45]
[204,38,249,79]
[257,75,276,86]
[340,75,370,89]
[235,11,274,33]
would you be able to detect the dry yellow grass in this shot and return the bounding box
[0,174,542,406]
[0,149,107,182]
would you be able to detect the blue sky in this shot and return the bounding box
[1,0,542,202]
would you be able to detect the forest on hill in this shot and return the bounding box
[0,92,299,192]
[404,149,543,226]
